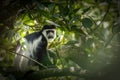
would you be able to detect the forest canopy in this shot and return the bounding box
[0,0,120,80]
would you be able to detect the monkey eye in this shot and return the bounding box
[46,30,54,34]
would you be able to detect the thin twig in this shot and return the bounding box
[93,3,111,31]
[10,51,48,69]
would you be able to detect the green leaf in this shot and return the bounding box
[69,16,80,25]
[22,14,30,22]
[71,25,85,35]
[82,7,91,14]
[24,20,35,26]
[73,8,80,13]
[59,5,69,16]
[66,40,78,45]
[82,18,93,28]
[48,4,55,13]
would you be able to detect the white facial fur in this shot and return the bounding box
[42,29,56,42]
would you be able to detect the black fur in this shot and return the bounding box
[41,25,56,31]
[25,31,47,65]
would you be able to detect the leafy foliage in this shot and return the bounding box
[0,0,120,80]
[82,18,93,28]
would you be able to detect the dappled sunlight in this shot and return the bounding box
[0,0,120,80]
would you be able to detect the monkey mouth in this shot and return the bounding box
[48,36,54,39]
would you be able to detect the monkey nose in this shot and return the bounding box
[48,36,54,38]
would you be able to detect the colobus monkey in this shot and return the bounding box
[14,25,56,71]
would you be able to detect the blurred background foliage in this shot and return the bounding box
[0,0,120,80]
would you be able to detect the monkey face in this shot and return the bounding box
[42,29,56,42]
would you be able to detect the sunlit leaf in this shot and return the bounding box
[22,14,31,21]
[24,20,35,26]
[14,33,21,41]
[73,8,80,13]
[82,7,91,14]
[69,16,80,25]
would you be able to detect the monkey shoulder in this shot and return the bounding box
[24,31,42,42]
[24,31,47,49]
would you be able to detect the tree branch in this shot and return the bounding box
[93,3,111,31]
[26,67,97,80]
